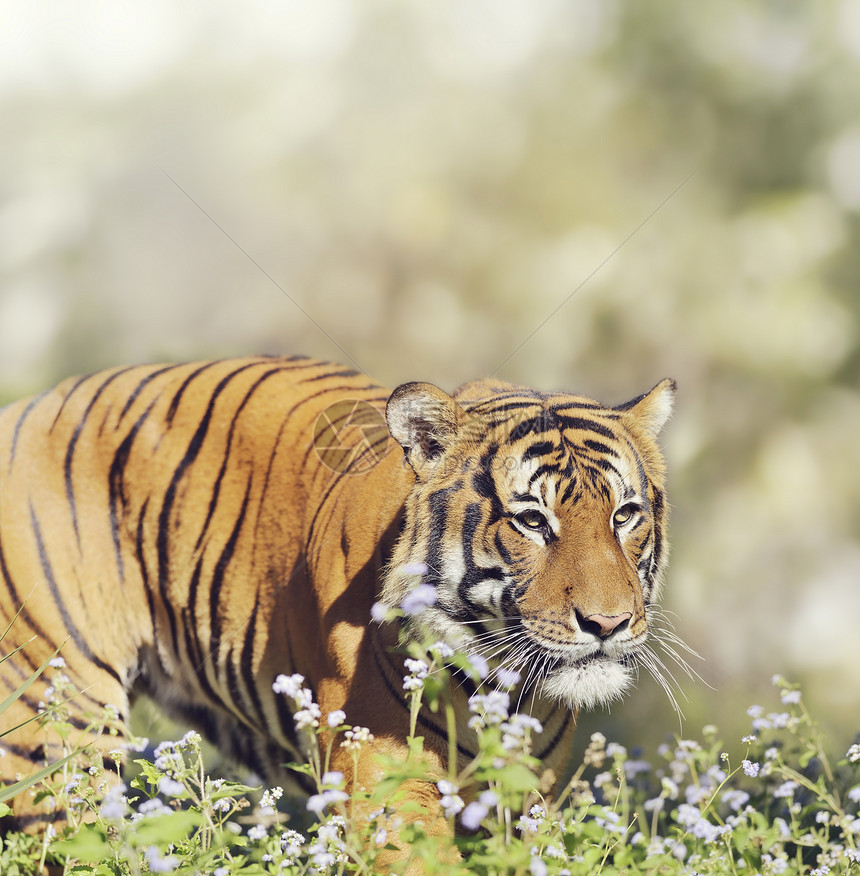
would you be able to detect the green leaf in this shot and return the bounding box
[130,809,203,846]
[53,824,111,863]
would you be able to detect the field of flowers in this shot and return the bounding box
[2,641,858,876]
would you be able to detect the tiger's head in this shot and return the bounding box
[381,376,676,711]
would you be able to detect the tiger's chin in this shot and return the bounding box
[541,656,633,711]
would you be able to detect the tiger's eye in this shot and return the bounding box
[613,505,636,526]
[518,509,547,529]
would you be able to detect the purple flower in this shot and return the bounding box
[400,584,437,615]
[742,759,760,777]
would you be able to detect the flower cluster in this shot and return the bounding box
[272,672,321,730]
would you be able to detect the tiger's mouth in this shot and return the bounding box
[540,651,635,711]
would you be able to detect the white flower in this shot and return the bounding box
[496,667,521,689]
[437,779,464,817]
[341,726,374,751]
[400,584,437,615]
[158,776,185,798]
[847,743,860,763]
[400,561,429,576]
[272,673,306,698]
[321,771,344,788]
[370,601,390,622]
[248,824,267,841]
[49,656,66,668]
[466,653,490,680]
[145,847,179,873]
[327,710,346,728]
[781,689,801,704]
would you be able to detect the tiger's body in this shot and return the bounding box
[0,356,675,834]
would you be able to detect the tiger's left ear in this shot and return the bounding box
[386,382,469,476]
[616,378,677,438]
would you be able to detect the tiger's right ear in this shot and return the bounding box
[386,382,468,477]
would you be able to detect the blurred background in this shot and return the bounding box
[1,0,858,758]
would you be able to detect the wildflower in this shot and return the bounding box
[99,784,128,820]
[307,788,348,814]
[468,690,510,729]
[403,657,430,692]
[64,775,82,794]
[722,789,750,812]
[326,709,346,728]
[341,726,374,751]
[49,656,66,668]
[322,771,344,787]
[294,703,321,730]
[400,584,437,615]
[624,759,652,779]
[429,641,454,659]
[247,824,267,841]
[742,759,760,777]
[848,743,860,763]
[178,729,201,748]
[370,601,390,622]
[466,653,490,680]
[501,714,543,752]
[848,785,860,803]
[145,847,179,873]
[530,857,548,876]
[747,704,764,719]
[496,667,521,689]
[437,779,464,817]
[400,561,429,576]
[460,790,498,831]
[517,805,545,833]
[741,734,757,743]
[214,868,229,876]
[272,673,306,698]
[816,811,831,825]
[158,776,185,798]
[212,797,235,813]
[280,829,305,857]
[847,848,860,863]
[606,742,627,759]
[584,732,607,767]
[773,780,798,798]
[781,689,801,704]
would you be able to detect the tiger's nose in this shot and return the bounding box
[584,612,632,639]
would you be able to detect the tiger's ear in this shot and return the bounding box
[617,378,676,438]
[386,382,468,476]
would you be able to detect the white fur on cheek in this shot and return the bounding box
[542,658,633,711]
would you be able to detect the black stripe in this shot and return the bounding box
[208,478,254,673]
[165,361,222,425]
[156,363,259,653]
[193,367,284,553]
[239,603,266,728]
[522,441,555,460]
[117,364,182,423]
[535,708,573,761]
[109,398,159,585]
[8,389,50,473]
[64,366,137,547]
[583,439,618,456]
[28,502,122,684]
[49,372,95,432]
[554,414,615,439]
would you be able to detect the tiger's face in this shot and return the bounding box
[383,377,675,711]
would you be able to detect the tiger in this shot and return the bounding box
[0,355,675,838]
